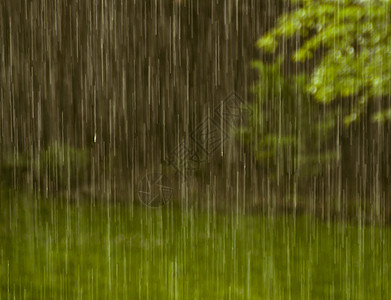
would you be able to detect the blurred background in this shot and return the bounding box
[1,0,391,218]
[2,1,391,298]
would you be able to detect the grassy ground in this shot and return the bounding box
[0,188,390,299]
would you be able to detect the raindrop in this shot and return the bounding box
[1,0,390,299]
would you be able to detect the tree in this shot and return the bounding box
[246,0,391,203]
[258,0,391,124]
[243,58,338,200]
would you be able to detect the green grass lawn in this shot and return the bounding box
[0,188,390,299]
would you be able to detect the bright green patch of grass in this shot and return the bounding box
[0,188,390,299]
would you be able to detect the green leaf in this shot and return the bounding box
[256,34,277,52]
[372,108,391,123]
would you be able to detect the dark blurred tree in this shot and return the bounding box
[249,0,391,203]
[0,0,282,200]
[242,58,338,200]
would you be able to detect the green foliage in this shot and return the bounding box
[0,152,29,187]
[0,143,90,191]
[242,59,338,187]
[257,0,391,122]
[38,142,90,190]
